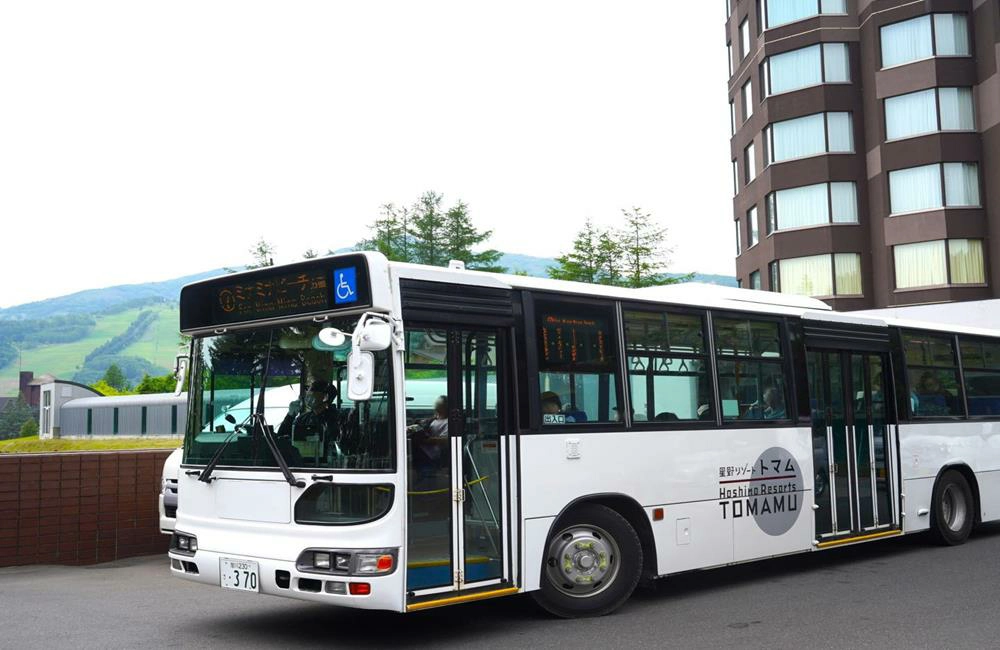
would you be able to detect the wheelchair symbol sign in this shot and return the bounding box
[333,267,358,304]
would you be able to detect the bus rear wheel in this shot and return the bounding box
[533,503,642,618]
[930,470,974,546]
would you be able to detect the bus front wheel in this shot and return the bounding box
[533,503,642,618]
[930,469,974,546]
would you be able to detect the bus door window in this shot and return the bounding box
[535,302,622,425]
[623,310,712,422]
[403,328,453,590]
[460,330,502,583]
[713,318,789,422]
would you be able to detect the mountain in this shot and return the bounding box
[0,269,227,320]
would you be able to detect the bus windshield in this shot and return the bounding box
[184,318,394,472]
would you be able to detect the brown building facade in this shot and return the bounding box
[727,0,1000,310]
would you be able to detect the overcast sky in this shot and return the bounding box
[0,1,733,308]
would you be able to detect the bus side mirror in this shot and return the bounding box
[174,354,189,397]
[347,351,375,401]
[357,320,392,352]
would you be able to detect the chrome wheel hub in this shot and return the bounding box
[546,525,620,598]
[942,484,967,532]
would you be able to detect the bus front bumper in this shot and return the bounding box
[168,549,404,612]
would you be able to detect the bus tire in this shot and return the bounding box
[532,503,642,618]
[930,469,974,546]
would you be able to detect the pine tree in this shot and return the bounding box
[356,203,412,262]
[548,219,602,283]
[408,192,451,267]
[595,230,625,286]
[246,238,275,269]
[101,363,130,392]
[620,206,669,288]
[443,201,504,272]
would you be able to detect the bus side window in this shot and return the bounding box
[535,301,622,425]
[623,309,713,422]
[713,317,788,422]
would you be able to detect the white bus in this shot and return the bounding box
[169,252,1000,617]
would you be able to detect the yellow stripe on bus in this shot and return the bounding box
[816,529,902,549]
[406,587,519,612]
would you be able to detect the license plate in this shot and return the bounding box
[220,558,260,593]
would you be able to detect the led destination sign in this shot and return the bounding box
[179,256,371,332]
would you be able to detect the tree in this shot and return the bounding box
[101,363,130,392]
[19,418,38,438]
[443,201,505,272]
[549,208,688,287]
[135,372,177,394]
[0,396,34,440]
[247,237,275,269]
[302,249,319,259]
[595,230,625,286]
[548,219,603,283]
[620,206,670,288]
[90,380,129,396]
[408,192,451,267]
[356,203,412,262]
[356,191,505,271]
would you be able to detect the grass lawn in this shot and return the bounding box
[0,435,181,454]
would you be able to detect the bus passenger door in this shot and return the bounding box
[807,348,898,542]
[404,326,512,600]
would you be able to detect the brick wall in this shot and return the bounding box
[0,450,172,567]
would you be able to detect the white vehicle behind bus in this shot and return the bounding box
[159,447,182,534]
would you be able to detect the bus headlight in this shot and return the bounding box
[171,532,198,556]
[296,548,397,576]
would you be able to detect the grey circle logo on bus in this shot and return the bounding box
[750,447,803,536]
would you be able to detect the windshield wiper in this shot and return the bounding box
[252,330,305,489]
[198,414,249,483]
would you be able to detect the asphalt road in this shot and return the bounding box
[4,525,1000,649]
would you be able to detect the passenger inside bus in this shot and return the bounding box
[541,391,576,423]
[407,395,450,482]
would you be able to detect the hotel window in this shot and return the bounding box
[740,17,751,60]
[730,99,736,136]
[741,78,754,121]
[728,42,733,78]
[881,14,970,68]
[764,112,853,164]
[888,162,980,214]
[885,87,975,140]
[747,206,759,247]
[761,0,847,30]
[772,253,862,297]
[750,270,762,290]
[763,43,849,96]
[766,181,858,233]
[726,0,731,19]
[735,220,742,255]
[894,239,986,289]
[732,160,739,195]
[744,142,756,183]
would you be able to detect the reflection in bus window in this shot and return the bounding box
[536,303,620,424]
[714,318,788,421]
[961,338,1000,416]
[623,310,713,422]
[904,332,961,417]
